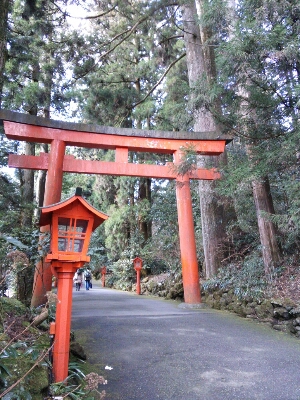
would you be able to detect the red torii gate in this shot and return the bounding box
[0,110,230,305]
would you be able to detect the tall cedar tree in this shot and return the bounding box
[182,0,228,278]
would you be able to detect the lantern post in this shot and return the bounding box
[101,266,107,287]
[133,257,143,295]
[39,188,108,382]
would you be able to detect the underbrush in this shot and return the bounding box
[202,253,299,303]
[0,297,107,399]
[0,298,50,399]
[202,254,267,300]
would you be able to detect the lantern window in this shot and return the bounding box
[57,217,88,253]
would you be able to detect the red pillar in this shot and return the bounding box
[174,151,201,304]
[43,140,66,206]
[101,266,107,287]
[135,269,141,295]
[31,140,66,307]
[51,262,79,382]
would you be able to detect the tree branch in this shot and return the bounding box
[73,15,150,81]
[158,35,184,44]
[79,6,117,20]
[132,52,186,109]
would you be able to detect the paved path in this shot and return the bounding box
[71,281,300,400]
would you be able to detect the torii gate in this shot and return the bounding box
[0,110,231,306]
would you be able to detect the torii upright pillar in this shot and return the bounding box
[174,150,201,303]
[31,140,65,307]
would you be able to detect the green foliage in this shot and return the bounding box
[145,180,181,272]
[0,307,50,399]
[155,58,192,131]
[108,253,136,291]
[0,297,26,316]
[202,253,268,299]
[104,204,132,261]
[173,144,198,176]
[88,227,109,272]
[3,0,77,115]
[49,366,107,400]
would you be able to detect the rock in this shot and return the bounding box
[159,290,167,297]
[244,295,254,304]
[286,321,297,334]
[289,307,300,317]
[213,291,221,301]
[272,324,286,332]
[174,282,183,293]
[70,342,87,360]
[243,306,255,316]
[148,281,158,291]
[27,365,49,396]
[219,297,228,309]
[271,299,284,307]
[273,307,291,320]
[260,300,273,314]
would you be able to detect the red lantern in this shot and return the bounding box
[39,188,108,383]
[133,257,143,295]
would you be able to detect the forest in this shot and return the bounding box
[0,0,299,397]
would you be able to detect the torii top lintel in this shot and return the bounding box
[0,110,231,152]
[0,110,231,180]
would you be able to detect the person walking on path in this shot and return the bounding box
[73,269,83,291]
[84,269,92,290]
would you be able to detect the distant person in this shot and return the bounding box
[84,269,92,290]
[73,270,83,291]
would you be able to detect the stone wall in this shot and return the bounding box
[138,273,184,300]
[202,288,300,337]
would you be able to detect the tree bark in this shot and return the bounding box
[18,0,40,305]
[35,145,48,208]
[21,142,35,227]
[135,81,152,244]
[182,1,227,278]
[241,87,282,273]
[138,177,152,242]
[252,176,281,273]
[0,0,10,107]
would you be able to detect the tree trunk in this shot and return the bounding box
[138,177,152,242]
[21,142,35,226]
[0,0,10,106]
[18,0,40,304]
[242,97,282,273]
[252,176,281,273]
[135,81,152,244]
[36,144,47,208]
[182,1,227,278]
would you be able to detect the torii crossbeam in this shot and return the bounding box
[0,110,231,305]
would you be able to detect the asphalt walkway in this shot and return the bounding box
[71,281,300,400]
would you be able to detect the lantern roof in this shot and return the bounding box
[39,188,108,230]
